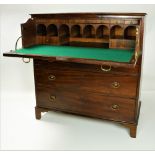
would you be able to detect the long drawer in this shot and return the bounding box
[34,60,139,75]
[36,86,136,123]
[34,61,138,98]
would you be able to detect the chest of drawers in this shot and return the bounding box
[34,60,138,122]
[3,12,146,138]
[33,59,141,138]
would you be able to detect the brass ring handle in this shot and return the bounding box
[111,104,119,110]
[111,82,120,89]
[101,65,111,72]
[48,75,56,81]
[15,36,22,51]
[22,58,30,63]
[49,95,56,102]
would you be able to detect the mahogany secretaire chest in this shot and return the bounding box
[3,12,146,138]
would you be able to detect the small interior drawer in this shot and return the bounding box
[110,19,124,24]
[125,20,139,25]
[110,39,124,49]
[36,36,60,45]
[109,39,135,50]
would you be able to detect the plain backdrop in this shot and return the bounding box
[0,4,155,150]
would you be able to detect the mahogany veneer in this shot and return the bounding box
[3,12,146,138]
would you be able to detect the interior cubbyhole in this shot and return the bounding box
[47,24,58,36]
[96,25,109,39]
[36,24,47,36]
[83,25,95,38]
[124,26,136,40]
[59,24,70,37]
[110,25,124,39]
[71,25,81,37]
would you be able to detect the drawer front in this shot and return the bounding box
[110,39,135,49]
[36,86,136,123]
[46,36,60,45]
[36,36,60,45]
[34,61,138,98]
[110,19,124,24]
[125,19,139,25]
[110,39,124,49]
[34,60,139,75]
[124,40,136,49]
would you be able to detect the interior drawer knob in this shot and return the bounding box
[111,104,119,110]
[48,75,56,80]
[111,82,120,88]
[49,95,56,102]
[101,65,111,72]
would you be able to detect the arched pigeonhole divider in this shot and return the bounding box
[96,25,109,39]
[124,26,136,40]
[71,25,81,37]
[59,24,70,37]
[110,25,124,39]
[36,24,47,36]
[83,25,95,38]
[47,24,58,36]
